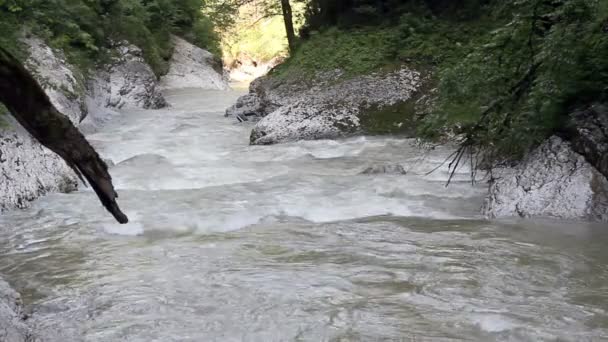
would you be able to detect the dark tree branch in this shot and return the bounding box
[0,46,128,224]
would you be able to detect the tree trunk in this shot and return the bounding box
[0,46,128,224]
[280,0,297,52]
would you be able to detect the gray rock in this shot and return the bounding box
[160,36,230,90]
[483,136,608,221]
[0,278,36,342]
[0,126,78,212]
[225,93,263,118]
[250,102,360,144]
[242,68,421,145]
[87,42,166,110]
[361,164,407,175]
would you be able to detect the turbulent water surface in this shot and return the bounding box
[1,89,607,341]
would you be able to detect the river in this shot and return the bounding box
[0,89,607,341]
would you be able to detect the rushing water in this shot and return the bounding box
[0,89,607,341]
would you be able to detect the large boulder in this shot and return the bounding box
[483,136,608,221]
[0,278,36,342]
[83,42,167,132]
[160,36,229,90]
[233,68,422,145]
[0,127,78,211]
[24,36,87,123]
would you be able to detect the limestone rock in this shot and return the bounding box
[160,36,229,90]
[483,136,608,221]
[0,278,36,342]
[225,93,263,119]
[245,68,421,145]
[0,126,78,211]
[250,102,360,144]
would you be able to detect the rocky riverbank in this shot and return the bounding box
[483,104,608,221]
[226,68,425,144]
[229,70,608,223]
[1,35,228,213]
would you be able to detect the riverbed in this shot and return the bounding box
[0,89,607,341]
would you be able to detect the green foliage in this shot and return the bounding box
[0,0,221,76]
[272,27,395,78]
[217,1,306,67]
[423,0,608,161]
[223,15,290,65]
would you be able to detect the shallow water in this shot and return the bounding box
[0,89,607,341]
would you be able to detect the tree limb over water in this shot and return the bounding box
[0,46,128,224]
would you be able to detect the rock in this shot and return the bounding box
[225,93,263,118]
[1,37,83,212]
[87,42,166,109]
[360,164,407,175]
[250,102,360,144]
[562,103,608,180]
[241,68,421,145]
[0,278,36,342]
[0,126,79,211]
[24,37,87,123]
[483,136,608,221]
[160,36,230,90]
[82,42,167,133]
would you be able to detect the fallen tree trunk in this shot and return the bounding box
[0,46,128,224]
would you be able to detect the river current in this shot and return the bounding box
[0,89,607,341]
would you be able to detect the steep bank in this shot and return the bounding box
[0,37,167,213]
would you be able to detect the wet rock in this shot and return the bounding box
[0,128,78,211]
[245,68,421,145]
[225,93,263,118]
[360,164,407,175]
[0,278,36,342]
[250,102,360,144]
[160,36,229,90]
[483,136,608,221]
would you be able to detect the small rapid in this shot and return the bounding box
[0,89,607,341]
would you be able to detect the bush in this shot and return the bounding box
[423,0,608,161]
